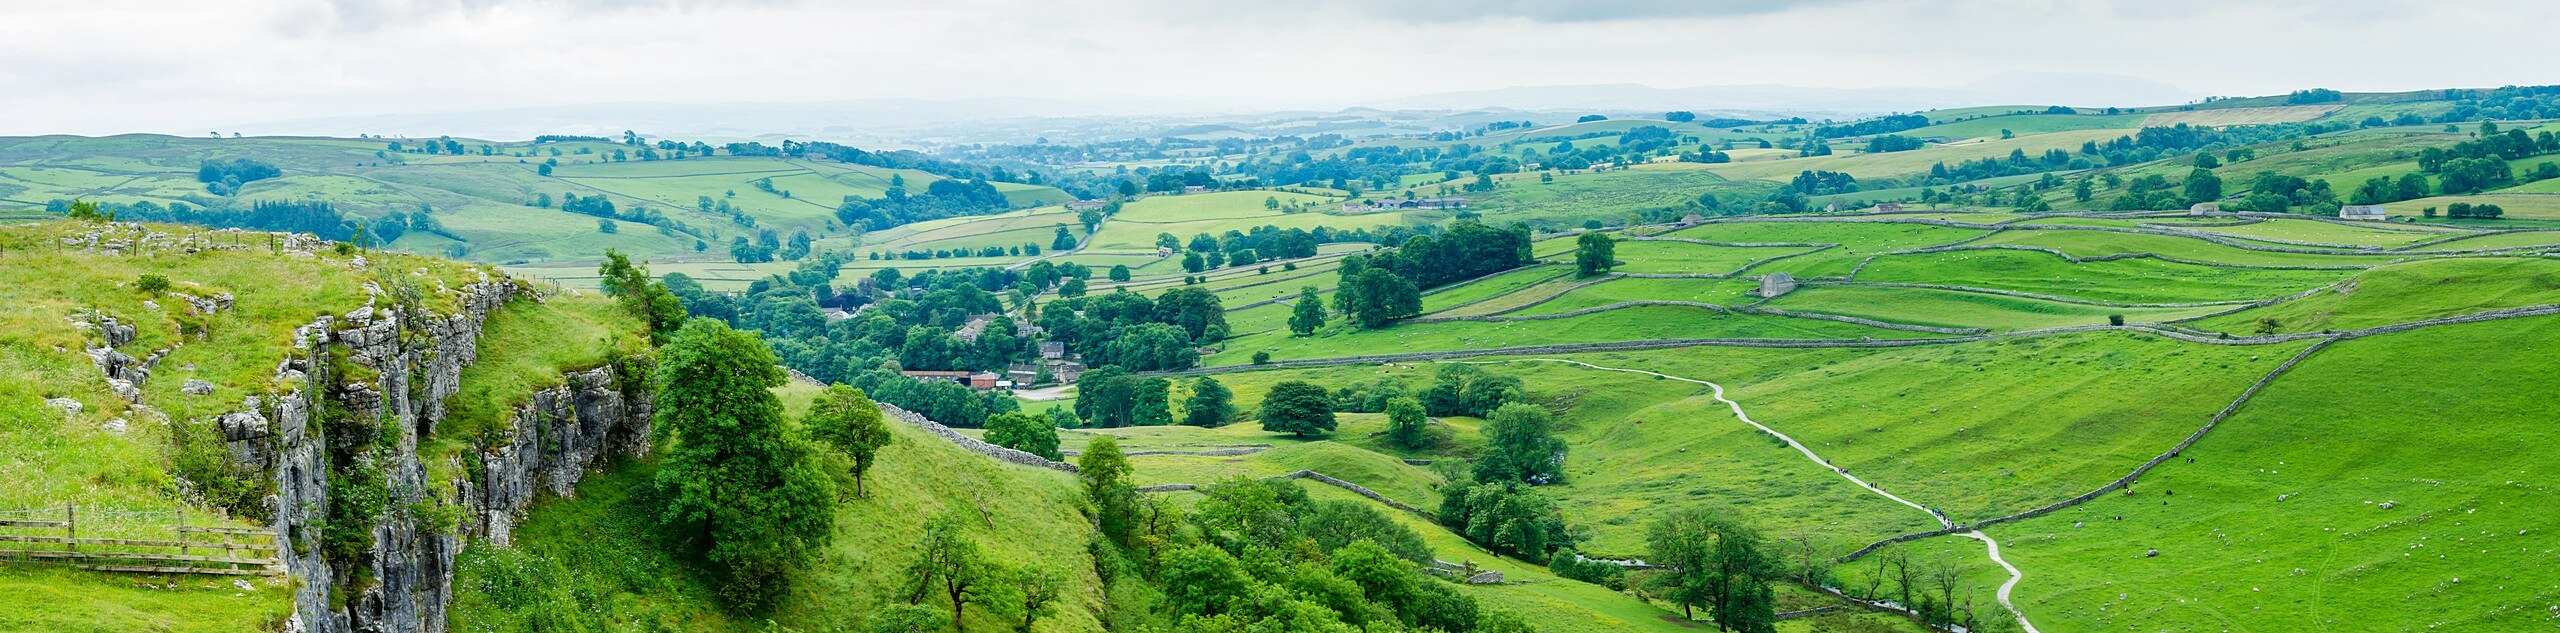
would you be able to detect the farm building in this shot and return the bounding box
[1758,273,1797,299]
[1356,197,1468,211]
[2190,202,2220,215]
[1040,341,1067,359]
[1065,199,1108,211]
[902,370,970,384]
[2338,205,2387,221]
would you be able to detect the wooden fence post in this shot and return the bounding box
[63,504,76,554]
[176,507,189,559]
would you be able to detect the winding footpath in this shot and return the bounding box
[1460,357,2039,633]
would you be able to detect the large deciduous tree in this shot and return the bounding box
[1258,381,1338,437]
[1575,232,1616,276]
[653,318,836,611]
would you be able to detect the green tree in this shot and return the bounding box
[904,509,992,630]
[996,566,1064,632]
[1646,507,1777,631]
[1051,225,1077,251]
[597,249,687,343]
[1162,545,1254,617]
[1078,435,1138,547]
[1287,286,1326,336]
[1130,377,1174,426]
[653,319,836,611]
[1384,396,1428,450]
[1348,269,1422,328]
[1258,381,1337,437]
[984,411,1062,460]
[1574,231,1616,276]
[1108,264,1132,282]
[1184,377,1235,427]
[2072,178,2094,202]
[805,385,893,498]
[2182,168,2223,205]
[1474,402,1565,484]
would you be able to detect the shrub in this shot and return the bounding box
[135,273,171,294]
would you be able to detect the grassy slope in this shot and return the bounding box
[1986,316,2560,632]
[0,136,1073,267]
[2190,257,2560,334]
[1214,304,1935,367]
[452,388,1108,632]
[1664,222,1990,278]
[1853,249,2350,303]
[0,220,620,632]
[1768,285,2230,331]
[1724,332,2314,524]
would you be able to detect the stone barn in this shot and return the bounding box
[2338,204,2387,221]
[1757,273,1797,299]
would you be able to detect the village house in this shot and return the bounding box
[2338,204,2387,221]
[953,314,995,343]
[967,372,1002,390]
[1040,341,1067,359]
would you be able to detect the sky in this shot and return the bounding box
[4,0,2557,136]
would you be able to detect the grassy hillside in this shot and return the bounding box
[0,135,1072,268]
[0,219,635,632]
[451,381,1107,632]
[1984,316,2560,631]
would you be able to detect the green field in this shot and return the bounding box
[2190,257,2560,334]
[1768,285,2232,331]
[1853,249,2350,304]
[1219,303,1934,366]
[0,136,1073,269]
[1608,239,1819,275]
[1982,317,2560,631]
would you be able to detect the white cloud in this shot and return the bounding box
[2,0,2555,136]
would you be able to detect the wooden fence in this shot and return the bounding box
[0,504,282,576]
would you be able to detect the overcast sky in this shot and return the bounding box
[5,0,2556,136]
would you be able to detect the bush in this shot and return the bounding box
[1547,549,1627,590]
[1252,351,1271,365]
[135,273,171,294]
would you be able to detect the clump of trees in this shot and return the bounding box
[196,158,281,194]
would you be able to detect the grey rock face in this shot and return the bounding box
[184,379,215,395]
[245,280,648,633]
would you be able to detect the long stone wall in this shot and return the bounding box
[877,402,1078,473]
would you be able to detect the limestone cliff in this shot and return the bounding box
[219,280,649,633]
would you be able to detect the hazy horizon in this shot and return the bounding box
[7,0,2558,138]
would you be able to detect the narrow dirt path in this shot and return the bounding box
[1462,357,2042,631]
[1959,531,2039,633]
[1461,358,1949,527]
